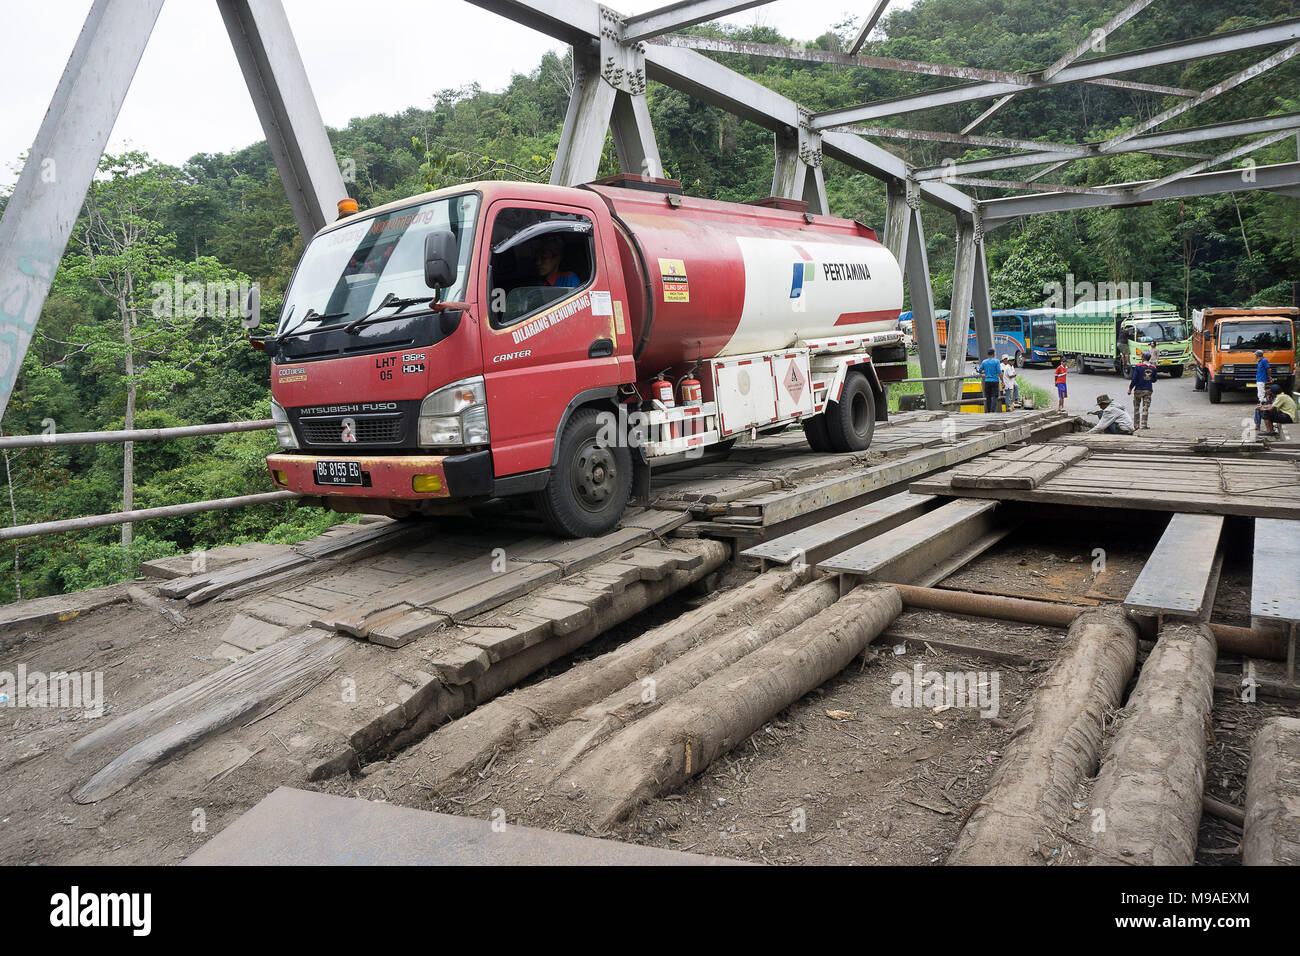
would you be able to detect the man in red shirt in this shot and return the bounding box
[1054,360,1068,411]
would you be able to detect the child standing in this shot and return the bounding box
[1054,359,1068,411]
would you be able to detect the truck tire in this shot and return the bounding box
[1169,365,1185,378]
[1080,358,1093,375]
[824,372,876,452]
[803,414,836,452]
[534,407,632,538]
[1208,380,1222,404]
[1193,368,1206,391]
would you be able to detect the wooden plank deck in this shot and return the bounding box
[913,447,1300,519]
[1124,513,1224,618]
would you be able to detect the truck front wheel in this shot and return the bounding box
[535,407,632,538]
[825,373,877,452]
[1208,380,1222,404]
[1169,365,1185,378]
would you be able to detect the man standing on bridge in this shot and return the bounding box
[1128,350,1157,430]
[979,348,1002,413]
[1256,349,1272,403]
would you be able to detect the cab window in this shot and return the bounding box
[487,208,595,328]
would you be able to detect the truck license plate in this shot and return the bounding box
[315,460,363,486]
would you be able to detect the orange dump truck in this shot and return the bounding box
[1191,307,1298,403]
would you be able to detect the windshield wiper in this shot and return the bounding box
[276,307,350,344]
[343,293,436,334]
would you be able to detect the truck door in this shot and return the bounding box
[477,199,627,478]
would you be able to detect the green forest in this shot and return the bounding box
[1,0,1296,602]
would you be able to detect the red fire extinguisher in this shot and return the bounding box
[652,375,679,440]
[679,375,702,436]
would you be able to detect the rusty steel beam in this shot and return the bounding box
[652,34,1196,97]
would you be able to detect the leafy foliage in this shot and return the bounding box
[1,0,1296,601]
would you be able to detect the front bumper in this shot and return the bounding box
[267,450,494,500]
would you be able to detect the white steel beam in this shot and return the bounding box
[653,34,1195,97]
[979,162,1300,224]
[847,0,891,55]
[622,0,777,43]
[944,216,977,405]
[1136,129,1298,193]
[1099,40,1300,153]
[885,182,943,411]
[911,112,1300,181]
[551,41,619,185]
[810,17,1300,128]
[965,0,1160,134]
[217,0,349,239]
[0,0,164,420]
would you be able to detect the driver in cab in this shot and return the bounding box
[535,237,581,289]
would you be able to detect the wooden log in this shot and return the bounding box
[396,562,807,790]
[313,541,733,776]
[69,629,350,803]
[1086,622,1217,866]
[1242,716,1300,866]
[542,576,842,781]
[561,584,903,828]
[948,605,1138,866]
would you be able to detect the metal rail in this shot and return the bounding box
[0,419,273,450]
[0,491,300,542]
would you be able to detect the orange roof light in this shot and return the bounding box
[337,198,359,219]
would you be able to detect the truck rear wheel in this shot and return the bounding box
[1193,368,1206,391]
[535,407,631,539]
[825,373,876,452]
[1080,358,1093,375]
[803,414,836,452]
[1208,380,1222,404]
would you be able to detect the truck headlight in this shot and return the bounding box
[418,377,489,447]
[270,399,298,450]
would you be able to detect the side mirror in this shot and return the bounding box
[424,230,457,290]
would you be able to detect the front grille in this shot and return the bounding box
[1224,364,1257,383]
[299,414,404,445]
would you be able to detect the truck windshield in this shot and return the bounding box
[1129,319,1188,344]
[1219,320,1293,351]
[276,194,479,336]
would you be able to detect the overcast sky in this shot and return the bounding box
[2,0,893,188]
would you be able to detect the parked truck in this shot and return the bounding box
[260,176,905,537]
[1191,306,1298,403]
[1057,297,1191,377]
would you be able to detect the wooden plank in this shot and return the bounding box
[1124,514,1224,617]
[948,444,1091,490]
[1252,518,1300,624]
[0,583,132,634]
[911,473,1300,520]
[819,498,1000,582]
[732,425,1031,526]
[742,491,936,567]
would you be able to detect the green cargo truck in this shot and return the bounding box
[1057,297,1191,377]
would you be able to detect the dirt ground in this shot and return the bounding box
[1,496,1292,866]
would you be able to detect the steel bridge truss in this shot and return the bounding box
[2,0,1298,415]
